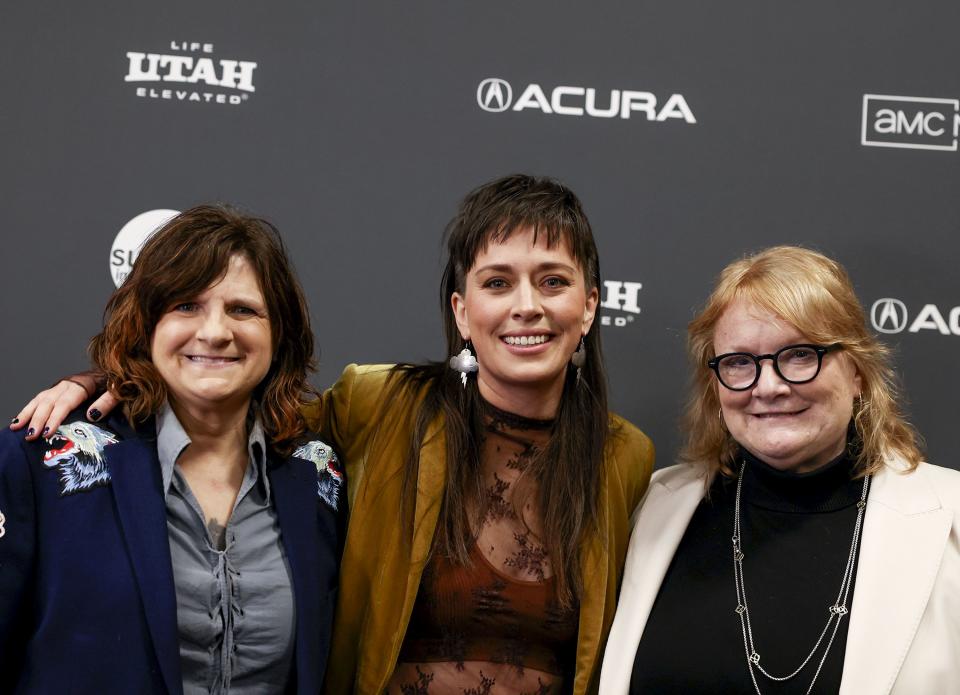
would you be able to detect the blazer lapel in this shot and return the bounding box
[360,416,447,689]
[600,466,707,694]
[840,463,952,695]
[573,484,612,694]
[408,416,446,582]
[269,458,323,695]
[107,438,183,695]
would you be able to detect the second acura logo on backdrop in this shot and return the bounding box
[871,298,909,334]
[477,77,696,123]
[870,298,960,336]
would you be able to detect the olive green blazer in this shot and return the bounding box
[303,364,655,694]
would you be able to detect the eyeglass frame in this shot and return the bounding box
[707,343,843,391]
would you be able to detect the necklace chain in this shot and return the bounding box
[732,461,870,695]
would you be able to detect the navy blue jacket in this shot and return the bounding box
[0,410,345,694]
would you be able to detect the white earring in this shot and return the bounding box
[449,342,479,388]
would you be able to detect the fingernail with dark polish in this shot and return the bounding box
[89,409,102,421]
[10,417,18,425]
[27,428,35,437]
[42,427,50,435]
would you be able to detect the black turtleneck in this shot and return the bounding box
[629,449,867,694]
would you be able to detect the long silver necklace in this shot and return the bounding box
[732,461,870,695]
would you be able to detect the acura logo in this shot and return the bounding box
[871,298,909,334]
[477,78,512,112]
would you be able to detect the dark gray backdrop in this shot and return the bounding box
[2,1,957,470]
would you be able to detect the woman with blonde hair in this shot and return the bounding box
[601,246,960,694]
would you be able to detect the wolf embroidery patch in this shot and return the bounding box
[293,440,344,511]
[43,421,119,496]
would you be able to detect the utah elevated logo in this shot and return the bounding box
[125,41,257,106]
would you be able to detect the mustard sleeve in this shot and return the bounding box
[300,364,359,453]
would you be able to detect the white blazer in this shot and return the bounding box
[600,458,960,695]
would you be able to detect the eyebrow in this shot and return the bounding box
[189,292,268,310]
[719,339,809,354]
[230,296,267,308]
[472,262,577,275]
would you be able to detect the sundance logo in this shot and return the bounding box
[861,94,960,152]
[871,298,960,336]
[600,280,642,327]
[110,209,179,287]
[477,78,695,123]
[125,41,257,106]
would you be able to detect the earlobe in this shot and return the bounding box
[451,292,470,341]
[582,286,599,331]
[850,360,863,393]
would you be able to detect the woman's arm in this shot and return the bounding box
[10,373,116,441]
[11,364,372,453]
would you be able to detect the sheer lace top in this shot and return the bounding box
[386,403,579,695]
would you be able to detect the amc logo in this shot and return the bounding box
[871,298,960,336]
[861,94,960,152]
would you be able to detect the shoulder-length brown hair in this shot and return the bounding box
[88,204,317,452]
[682,245,923,477]
[385,174,609,608]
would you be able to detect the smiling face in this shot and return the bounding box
[713,299,862,473]
[150,254,273,415]
[451,227,598,416]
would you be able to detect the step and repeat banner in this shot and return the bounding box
[2,2,957,469]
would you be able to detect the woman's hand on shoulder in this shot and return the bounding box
[10,375,118,441]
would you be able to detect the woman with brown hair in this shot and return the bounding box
[0,205,345,694]
[12,175,655,694]
[600,246,960,694]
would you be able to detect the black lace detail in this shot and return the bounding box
[483,400,554,432]
[490,633,529,674]
[483,472,515,521]
[505,442,538,473]
[471,576,510,617]
[462,672,496,695]
[400,666,434,694]
[504,531,549,582]
[437,629,468,670]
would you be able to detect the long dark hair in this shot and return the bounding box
[384,174,609,607]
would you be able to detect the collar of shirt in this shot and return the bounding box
[156,402,270,502]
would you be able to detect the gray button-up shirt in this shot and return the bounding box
[157,404,295,695]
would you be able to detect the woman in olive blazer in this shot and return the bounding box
[306,363,654,694]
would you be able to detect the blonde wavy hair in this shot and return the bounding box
[681,245,922,477]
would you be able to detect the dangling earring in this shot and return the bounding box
[449,341,479,388]
[571,337,586,383]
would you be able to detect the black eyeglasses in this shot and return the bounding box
[707,343,842,391]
